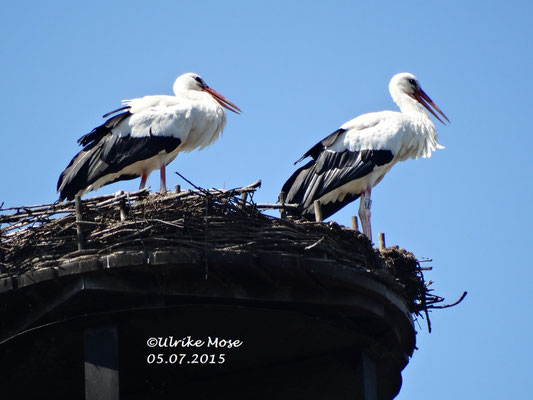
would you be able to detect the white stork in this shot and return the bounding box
[281,72,449,241]
[57,72,241,201]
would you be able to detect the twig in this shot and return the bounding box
[351,216,358,231]
[428,291,468,309]
[204,195,209,280]
[313,200,323,222]
[75,195,86,251]
[255,203,299,210]
[378,232,386,250]
[174,171,211,197]
[304,236,325,251]
[126,192,149,262]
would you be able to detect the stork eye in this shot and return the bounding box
[194,76,203,84]
[407,78,417,85]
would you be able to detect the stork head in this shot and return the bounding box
[173,73,241,114]
[389,72,449,124]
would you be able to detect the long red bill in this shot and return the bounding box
[204,87,242,114]
[413,89,450,125]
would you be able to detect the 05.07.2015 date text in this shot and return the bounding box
[147,353,226,365]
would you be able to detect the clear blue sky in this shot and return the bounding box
[1,1,532,398]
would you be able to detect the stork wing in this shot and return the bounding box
[57,134,181,200]
[285,149,391,205]
[78,109,132,147]
[294,128,346,163]
[283,111,403,219]
[57,102,190,201]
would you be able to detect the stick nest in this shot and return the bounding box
[0,181,460,329]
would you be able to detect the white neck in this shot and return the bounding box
[392,90,442,159]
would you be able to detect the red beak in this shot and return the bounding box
[412,89,450,125]
[204,87,242,114]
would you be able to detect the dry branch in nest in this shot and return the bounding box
[380,247,467,332]
[0,179,464,329]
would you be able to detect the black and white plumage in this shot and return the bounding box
[57,73,241,201]
[282,72,449,241]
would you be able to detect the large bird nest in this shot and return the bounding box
[0,180,463,331]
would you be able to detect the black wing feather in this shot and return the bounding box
[283,148,393,220]
[77,110,132,147]
[318,192,361,220]
[58,133,181,201]
[87,134,181,183]
[294,128,346,164]
[102,105,131,118]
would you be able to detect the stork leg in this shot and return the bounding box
[358,188,373,241]
[159,165,167,193]
[139,171,148,189]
